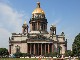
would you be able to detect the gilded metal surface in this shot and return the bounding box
[32,2,45,14]
[32,8,45,14]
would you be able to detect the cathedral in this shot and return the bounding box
[9,2,67,56]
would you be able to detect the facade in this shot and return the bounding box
[9,2,67,55]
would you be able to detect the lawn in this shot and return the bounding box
[0,58,78,60]
[0,58,65,60]
[0,58,38,60]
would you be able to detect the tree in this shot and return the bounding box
[44,52,58,57]
[0,48,9,57]
[72,33,80,56]
[65,50,73,57]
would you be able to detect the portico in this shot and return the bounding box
[27,42,54,55]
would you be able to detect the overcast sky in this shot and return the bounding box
[0,0,80,50]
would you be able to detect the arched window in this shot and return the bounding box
[32,22,37,30]
[41,23,44,30]
[43,24,45,30]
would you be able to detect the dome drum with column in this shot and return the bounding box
[31,13,46,20]
[29,2,48,32]
[29,19,47,24]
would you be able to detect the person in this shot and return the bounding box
[69,56,71,60]
[73,56,75,60]
[61,55,64,59]
[57,55,58,58]
[38,57,41,60]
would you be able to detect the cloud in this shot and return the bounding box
[0,28,11,48]
[0,2,26,49]
[52,19,61,26]
[0,2,24,32]
[47,18,61,32]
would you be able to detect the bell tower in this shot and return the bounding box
[50,25,56,35]
[29,2,48,33]
[22,21,28,34]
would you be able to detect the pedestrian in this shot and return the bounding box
[69,56,71,60]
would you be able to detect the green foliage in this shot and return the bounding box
[0,48,9,57]
[72,33,80,56]
[0,58,38,60]
[45,52,58,57]
[65,50,73,57]
[13,52,31,58]
[13,52,22,58]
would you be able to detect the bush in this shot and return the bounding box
[13,52,22,58]
[13,52,31,58]
[65,50,74,57]
[0,48,9,57]
[45,52,58,57]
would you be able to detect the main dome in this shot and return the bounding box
[32,2,45,15]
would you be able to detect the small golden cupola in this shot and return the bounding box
[23,20,28,27]
[22,21,28,34]
[32,2,45,19]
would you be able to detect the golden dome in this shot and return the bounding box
[32,2,45,14]
[32,8,45,14]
